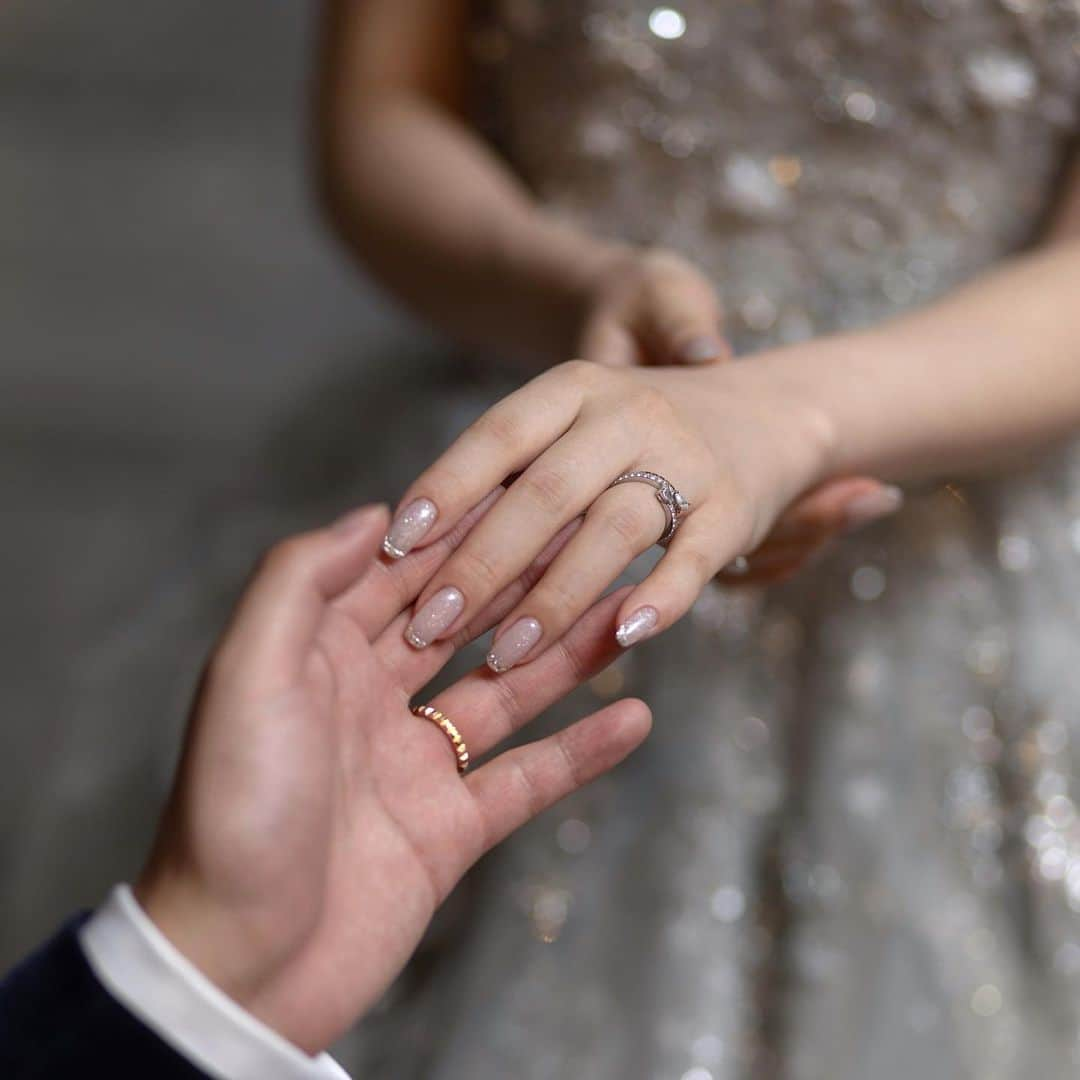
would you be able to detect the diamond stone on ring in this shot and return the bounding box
[607,471,692,545]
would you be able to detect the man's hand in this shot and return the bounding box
[134,500,650,1054]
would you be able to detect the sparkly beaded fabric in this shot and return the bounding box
[474,0,1077,350]
[353,4,1080,1079]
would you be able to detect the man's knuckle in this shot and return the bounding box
[508,757,547,819]
[553,633,592,685]
[553,727,586,789]
[489,676,525,737]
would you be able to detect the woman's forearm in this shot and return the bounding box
[754,239,1080,484]
[315,0,623,365]
[318,93,620,364]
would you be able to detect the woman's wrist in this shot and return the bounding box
[739,331,894,483]
[693,352,842,511]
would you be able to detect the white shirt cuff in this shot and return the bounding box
[78,884,351,1080]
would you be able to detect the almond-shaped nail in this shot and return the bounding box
[844,486,903,531]
[405,586,464,649]
[383,498,438,559]
[679,335,729,364]
[615,606,659,648]
[486,617,543,673]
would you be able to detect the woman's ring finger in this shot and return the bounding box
[606,470,692,545]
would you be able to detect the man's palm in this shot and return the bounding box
[138,504,650,1054]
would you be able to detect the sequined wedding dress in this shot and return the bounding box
[349,4,1080,1078]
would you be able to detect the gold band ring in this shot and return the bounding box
[411,704,470,775]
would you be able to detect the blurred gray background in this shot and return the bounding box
[0,0,451,1002]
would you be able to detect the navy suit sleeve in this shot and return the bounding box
[0,913,209,1079]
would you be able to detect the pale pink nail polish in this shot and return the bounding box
[405,587,464,649]
[844,486,903,531]
[383,498,438,559]
[486,617,543,673]
[615,606,659,648]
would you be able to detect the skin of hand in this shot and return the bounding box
[317,0,888,574]
[385,202,1080,667]
[383,358,860,667]
[134,501,651,1055]
[571,244,898,577]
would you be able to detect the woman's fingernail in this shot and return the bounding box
[383,498,438,559]
[615,606,659,648]
[679,336,728,364]
[405,587,464,649]
[486,617,543,673]
[844,486,904,531]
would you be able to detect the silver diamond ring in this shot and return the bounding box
[607,470,692,546]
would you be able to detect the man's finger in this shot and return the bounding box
[397,587,630,752]
[217,504,390,688]
[466,698,651,853]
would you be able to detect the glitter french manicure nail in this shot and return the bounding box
[615,606,659,648]
[383,498,438,559]
[405,587,464,649]
[486,617,543,673]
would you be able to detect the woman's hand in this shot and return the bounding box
[135,501,650,1055]
[384,358,853,668]
[577,246,731,367]
[572,246,896,571]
